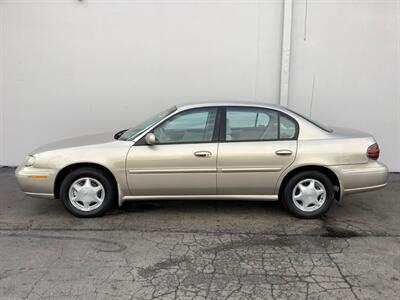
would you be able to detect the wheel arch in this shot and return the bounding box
[54,162,118,200]
[277,165,342,201]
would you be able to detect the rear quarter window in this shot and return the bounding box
[279,114,297,139]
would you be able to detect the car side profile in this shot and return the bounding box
[16,102,388,218]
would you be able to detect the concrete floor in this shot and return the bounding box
[0,167,399,300]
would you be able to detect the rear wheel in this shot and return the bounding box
[281,170,334,219]
[60,167,116,217]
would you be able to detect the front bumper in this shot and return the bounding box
[15,165,56,199]
[331,161,388,196]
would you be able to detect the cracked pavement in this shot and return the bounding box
[0,167,399,299]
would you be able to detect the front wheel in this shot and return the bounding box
[281,171,335,219]
[60,167,116,217]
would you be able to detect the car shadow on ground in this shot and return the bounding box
[117,199,283,214]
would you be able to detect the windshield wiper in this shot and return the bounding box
[114,129,128,140]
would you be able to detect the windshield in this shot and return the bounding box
[117,106,177,141]
[285,108,332,132]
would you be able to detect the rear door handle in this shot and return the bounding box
[194,151,212,158]
[275,149,293,156]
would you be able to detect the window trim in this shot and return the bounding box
[135,105,299,146]
[135,107,222,146]
[219,106,299,143]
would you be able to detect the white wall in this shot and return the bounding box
[0,0,399,171]
[0,0,283,166]
[288,0,400,171]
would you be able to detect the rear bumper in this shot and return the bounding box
[343,182,387,194]
[331,161,388,197]
[15,165,56,199]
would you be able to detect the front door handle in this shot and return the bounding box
[275,149,293,156]
[194,151,212,158]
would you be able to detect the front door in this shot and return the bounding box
[217,107,298,195]
[126,107,219,195]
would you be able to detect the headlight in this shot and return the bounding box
[24,155,36,167]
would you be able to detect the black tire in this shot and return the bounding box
[281,170,334,219]
[60,167,116,217]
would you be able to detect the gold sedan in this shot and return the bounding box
[16,102,388,218]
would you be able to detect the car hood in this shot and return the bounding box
[31,132,116,155]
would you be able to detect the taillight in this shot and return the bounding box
[367,143,380,160]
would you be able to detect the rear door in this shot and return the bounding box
[217,107,298,195]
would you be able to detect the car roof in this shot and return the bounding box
[176,101,284,111]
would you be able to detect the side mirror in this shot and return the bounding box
[145,133,156,145]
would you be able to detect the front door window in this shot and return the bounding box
[153,108,217,144]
